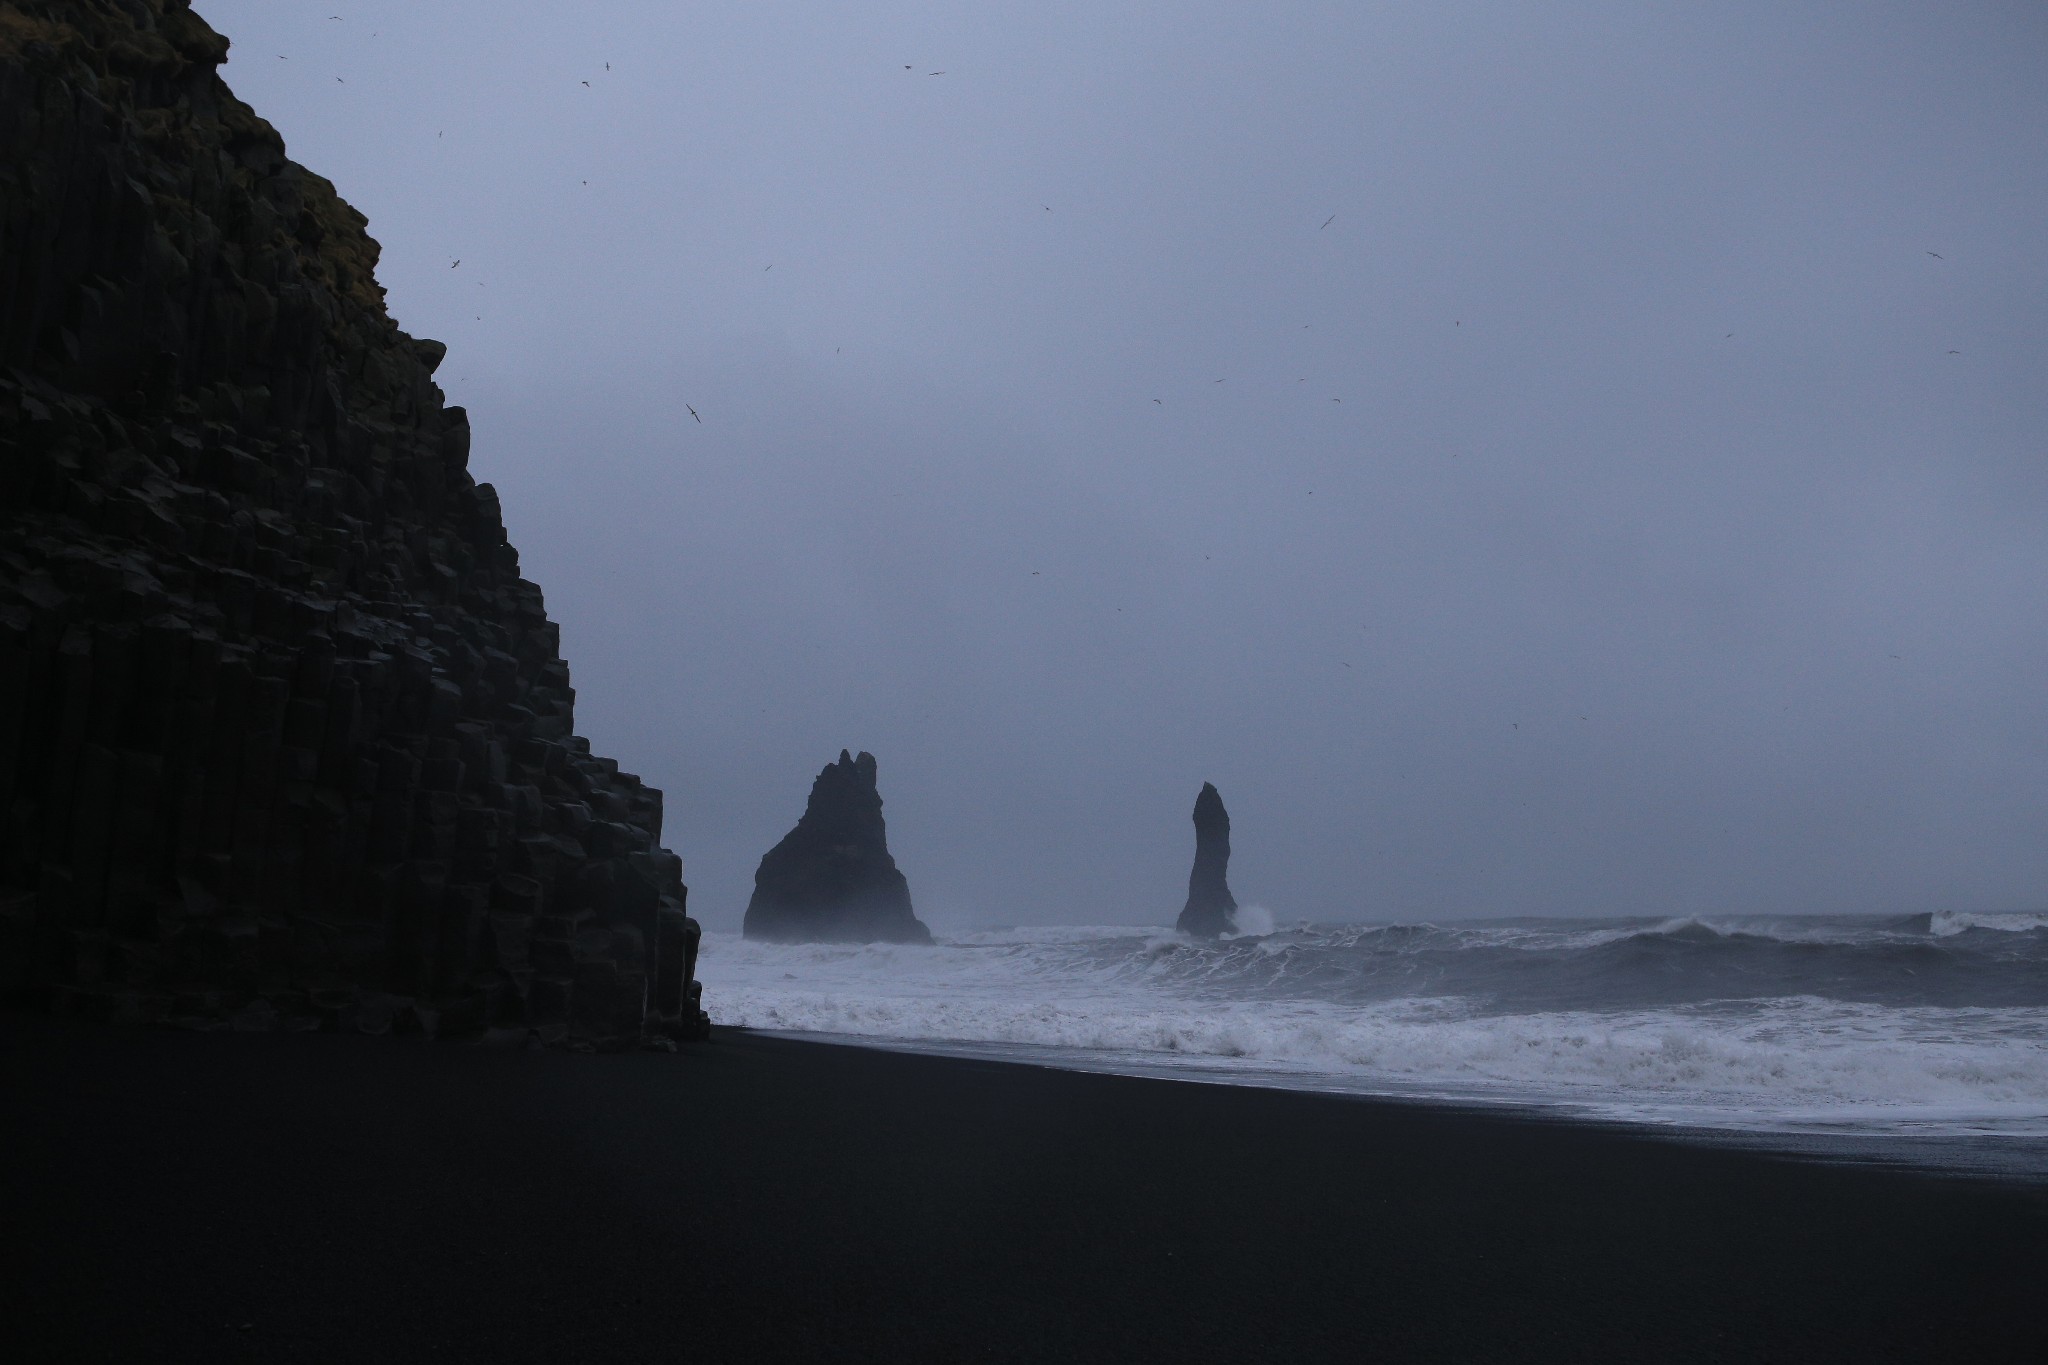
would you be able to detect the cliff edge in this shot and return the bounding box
[0,0,706,1045]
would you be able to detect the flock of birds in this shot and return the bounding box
[291,15,1973,429]
[262,10,1984,705]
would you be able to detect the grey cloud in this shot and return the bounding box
[203,0,2048,929]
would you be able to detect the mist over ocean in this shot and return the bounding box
[703,912,2048,1165]
[193,0,2048,1190]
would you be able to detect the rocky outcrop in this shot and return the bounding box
[0,0,706,1046]
[1176,783,1237,938]
[743,751,931,944]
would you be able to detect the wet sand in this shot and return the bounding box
[4,1014,2043,1363]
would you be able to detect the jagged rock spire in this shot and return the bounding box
[1176,782,1238,938]
[743,751,932,944]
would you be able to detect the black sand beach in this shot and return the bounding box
[4,1016,2043,1364]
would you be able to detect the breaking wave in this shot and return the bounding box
[698,912,2048,1142]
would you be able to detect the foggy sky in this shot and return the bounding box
[199,1,2048,931]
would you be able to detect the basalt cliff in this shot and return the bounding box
[0,0,706,1045]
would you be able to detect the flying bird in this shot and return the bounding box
[1320,215,1335,230]
[1948,350,1961,354]
[581,80,590,87]
[605,62,611,71]
[450,259,460,268]
[1153,399,1161,404]
[930,71,945,75]
[1927,252,1943,259]
[687,405,700,423]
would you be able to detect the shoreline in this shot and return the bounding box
[6,1013,2046,1362]
[695,915,2048,1168]
[756,1026,2048,1184]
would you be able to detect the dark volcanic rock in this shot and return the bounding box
[743,751,931,945]
[1176,783,1238,938]
[0,0,705,1045]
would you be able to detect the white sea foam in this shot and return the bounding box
[1225,904,1276,937]
[1928,909,2048,937]
[696,921,2048,1139]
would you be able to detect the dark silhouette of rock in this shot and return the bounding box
[0,1,705,1046]
[1176,783,1238,938]
[744,752,932,944]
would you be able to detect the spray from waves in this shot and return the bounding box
[931,913,2048,1012]
[1225,904,1276,937]
[698,915,2048,1138]
[1924,909,2048,938]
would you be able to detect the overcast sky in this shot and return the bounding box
[200,1,2047,931]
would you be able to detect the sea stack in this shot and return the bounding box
[743,751,932,944]
[1176,783,1239,938]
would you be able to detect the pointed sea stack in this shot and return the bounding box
[1176,783,1238,938]
[743,751,932,944]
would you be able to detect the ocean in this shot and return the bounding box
[698,910,2048,1175]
